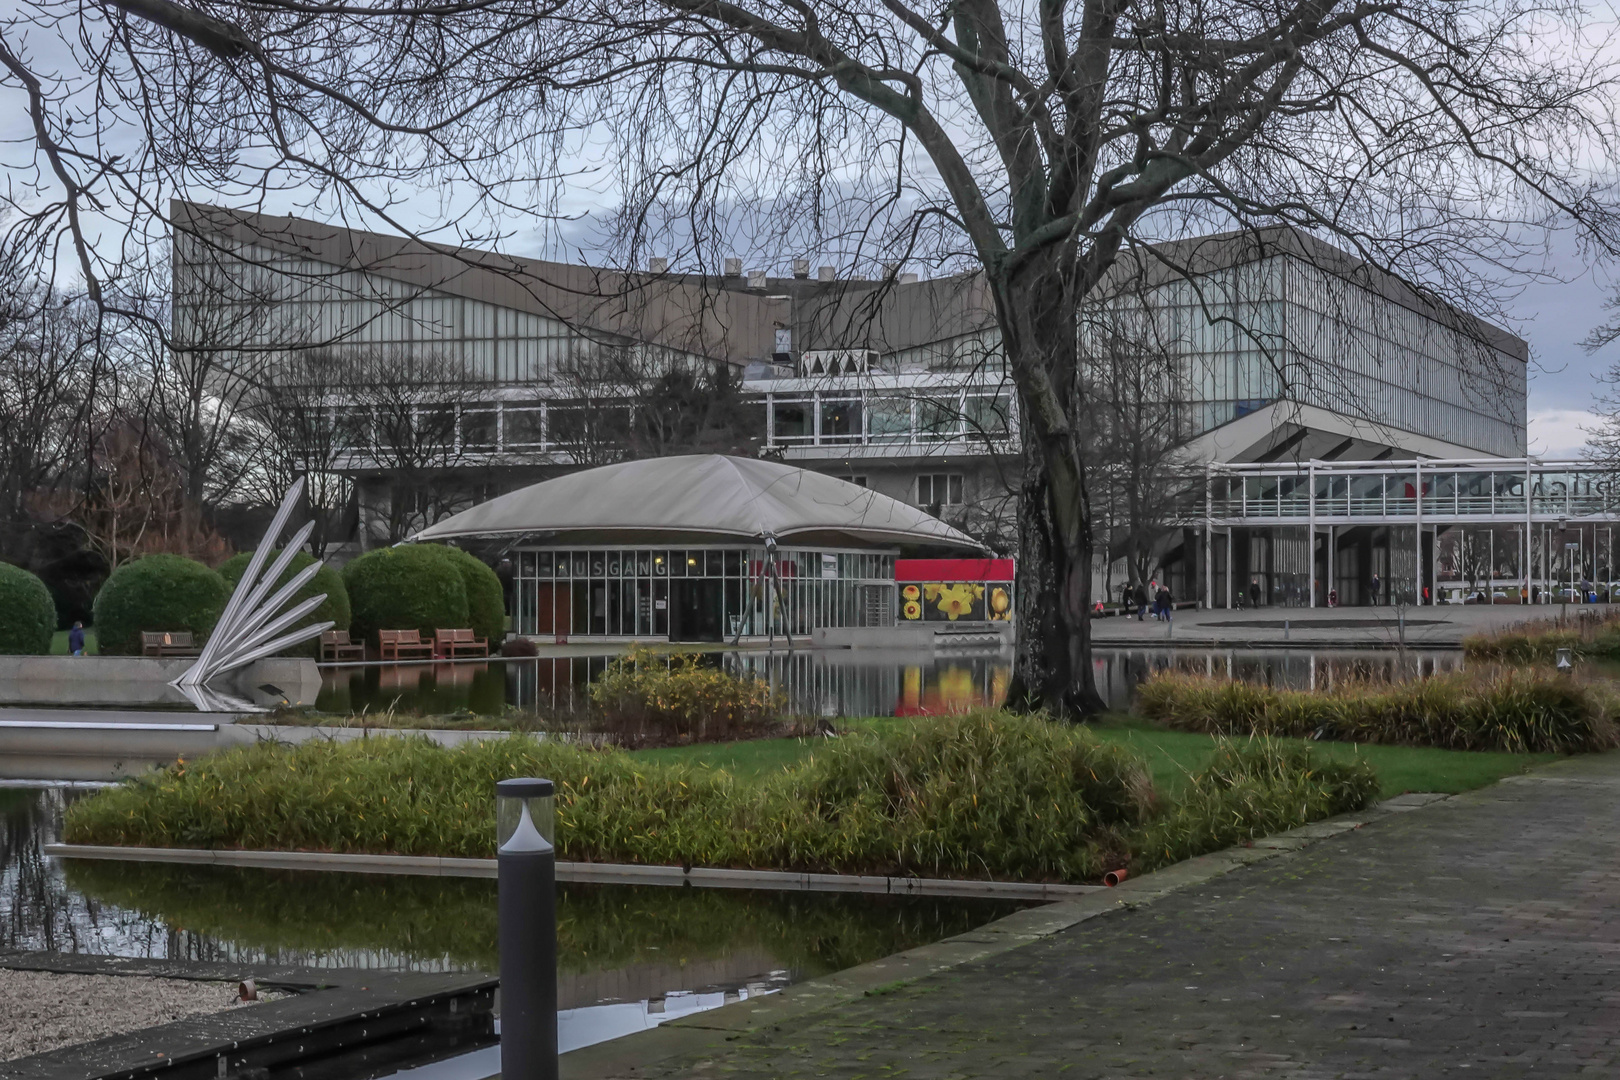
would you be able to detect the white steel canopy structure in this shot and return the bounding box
[411,454,986,553]
[1202,458,1620,609]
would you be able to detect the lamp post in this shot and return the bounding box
[497,778,557,1080]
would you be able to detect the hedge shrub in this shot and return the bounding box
[219,549,351,658]
[343,544,468,647]
[92,555,230,655]
[1136,668,1619,754]
[418,545,505,644]
[0,562,57,655]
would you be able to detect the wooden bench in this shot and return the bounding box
[377,628,434,661]
[141,631,200,658]
[319,629,366,663]
[434,628,489,659]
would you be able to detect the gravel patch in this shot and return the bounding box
[0,968,272,1060]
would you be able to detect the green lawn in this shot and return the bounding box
[49,628,98,655]
[633,713,1559,799]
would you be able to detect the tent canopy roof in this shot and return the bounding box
[411,455,987,554]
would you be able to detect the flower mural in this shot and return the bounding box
[925,582,984,620]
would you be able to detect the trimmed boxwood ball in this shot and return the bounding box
[418,545,506,645]
[92,555,230,656]
[344,544,468,647]
[219,549,351,658]
[0,562,57,655]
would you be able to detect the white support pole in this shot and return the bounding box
[1414,461,1423,605]
[1204,468,1214,610]
[1308,462,1317,608]
[1226,526,1235,609]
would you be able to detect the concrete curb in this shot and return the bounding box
[42,843,1102,901]
[554,790,1453,1079]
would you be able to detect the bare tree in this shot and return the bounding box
[3,0,1620,711]
[0,287,103,551]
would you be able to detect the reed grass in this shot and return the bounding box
[1135,667,1618,754]
[1463,609,1620,664]
[62,710,1378,883]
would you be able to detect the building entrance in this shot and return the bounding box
[670,579,725,642]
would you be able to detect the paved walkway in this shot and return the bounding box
[571,753,1620,1078]
[1090,603,1574,648]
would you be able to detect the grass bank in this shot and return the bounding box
[638,715,1553,798]
[63,710,1377,883]
[1464,609,1620,664]
[1135,667,1617,754]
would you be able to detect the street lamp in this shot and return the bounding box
[497,778,558,1080]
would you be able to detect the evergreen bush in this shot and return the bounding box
[0,562,57,655]
[418,544,505,644]
[92,555,230,655]
[1136,668,1618,754]
[343,544,468,646]
[219,549,351,658]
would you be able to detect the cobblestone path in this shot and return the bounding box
[630,755,1620,1078]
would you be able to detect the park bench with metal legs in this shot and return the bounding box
[319,629,366,663]
[377,629,434,661]
[141,631,201,658]
[435,628,489,659]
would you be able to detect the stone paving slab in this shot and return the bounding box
[561,753,1620,1078]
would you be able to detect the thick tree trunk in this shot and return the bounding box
[997,272,1108,719]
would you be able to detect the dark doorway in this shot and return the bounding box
[670,579,724,642]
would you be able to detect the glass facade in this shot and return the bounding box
[513,546,896,641]
[1081,254,1527,456]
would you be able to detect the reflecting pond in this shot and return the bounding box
[315,646,1466,719]
[0,789,1023,1054]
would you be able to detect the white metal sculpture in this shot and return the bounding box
[172,477,335,690]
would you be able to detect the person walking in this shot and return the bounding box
[1248,578,1261,609]
[1147,579,1160,620]
[1156,584,1173,623]
[1370,573,1381,606]
[67,621,85,656]
[1133,582,1148,621]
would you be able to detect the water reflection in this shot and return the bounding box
[1090,648,1465,708]
[1,790,1019,991]
[315,646,1464,720]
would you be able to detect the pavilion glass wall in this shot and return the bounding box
[513,546,896,639]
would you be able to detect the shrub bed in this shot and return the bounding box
[344,544,468,646]
[91,555,230,655]
[63,710,1379,883]
[0,562,57,655]
[589,646,784,741]
[1135,669,1618,754]
[220,549,351,658]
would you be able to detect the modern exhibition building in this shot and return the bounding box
[173,202,1540,610]
[412,454,1010,643]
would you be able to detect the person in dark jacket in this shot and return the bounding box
[1133,583,1148,620]
[1248,579,1261,609]
[67,622,85,656]
[1156,585,1173,623]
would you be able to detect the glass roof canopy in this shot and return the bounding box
[1206,458,1620,526]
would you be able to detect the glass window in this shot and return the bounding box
[553,552,571,577]
[772,400,811,439]
[706,550,724,576]
[918,473,965,506]
[336,407,372,449]
[461,408,498,451]
[821,399,862,441]
[964,394,1011,435]
[505,408,546,448]
[652,551,669,576]
[868,398,912,442]
[917,398,961,439]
